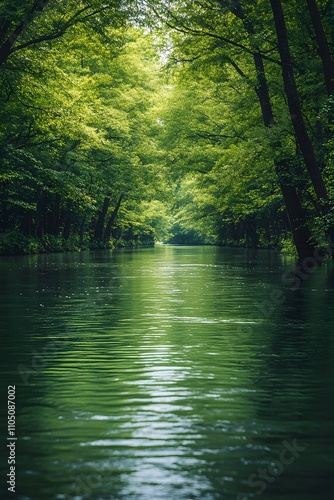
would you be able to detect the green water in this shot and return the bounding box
[1,245,334,499]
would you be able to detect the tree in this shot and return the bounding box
[147,0,334,256]
[218,0,316,260]
[269,0,328,202]
[1,0,333,257]
[306,0,334,97]
[0,7,169,254]
[0,1,126,66]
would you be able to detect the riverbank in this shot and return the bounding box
[0,230,299,257]
[0,231,155,256]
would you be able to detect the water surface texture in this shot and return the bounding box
[1,245,334,499]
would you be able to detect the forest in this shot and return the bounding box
[0,0,333,260]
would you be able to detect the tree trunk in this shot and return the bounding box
[269,0,328,203]
[103,195,123,244]
[306,0,334,96]
[19,212,34,236]
[46,193,61,236]
[34,196,46,239]
[245,218,259,248]
[0,1,51,66]
[229,0,317,260]
[275,161,317,260]
[94,196,110,240]
[63,217,71,241]
[79,214,87,245]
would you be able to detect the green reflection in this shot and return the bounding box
[0,247,333,499]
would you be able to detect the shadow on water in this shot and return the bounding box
[236,263,334,500]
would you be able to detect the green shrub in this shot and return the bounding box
[0,232,43,255]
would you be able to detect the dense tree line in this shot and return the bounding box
[154,0,334,259]
[0,0,333,259]
[0,0,170,254]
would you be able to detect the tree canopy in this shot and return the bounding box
[0,0,333,259]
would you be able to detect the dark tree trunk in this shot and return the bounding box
[103,195,123,244]
[0,0,51,66]
[19,212,34,235]
[79,214,87,245]
[34,197,46,239]
[245,218,260,248]
[94,196,110,240]
[269,0,328,203]
[306,0,334,96]
[229,0,317,260]
[253,52,275,127]
[63,217,71,241]
[46,193,61,236]
[275,161,317,260]
[253,49,317,259]
[0,19,11,45]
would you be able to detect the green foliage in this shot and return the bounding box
[1,0,333,256]
[0,5,171,255]
[279,236,298,257]
[150,0,334,252]
[155,65,286,248]
[0,232,42,255]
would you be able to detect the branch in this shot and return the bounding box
[0,0,51,65]
[12,6,112,54]
[170,53,207,64]
[154,5,282,66]
[11,30,67,53]
[225,55,249,79]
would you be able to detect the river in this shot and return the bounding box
[1,245,334,499]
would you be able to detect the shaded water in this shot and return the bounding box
[1,245,334,499]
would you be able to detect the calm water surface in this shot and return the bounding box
[1,245,334,500]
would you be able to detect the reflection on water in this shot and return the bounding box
[0,245,334,499]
